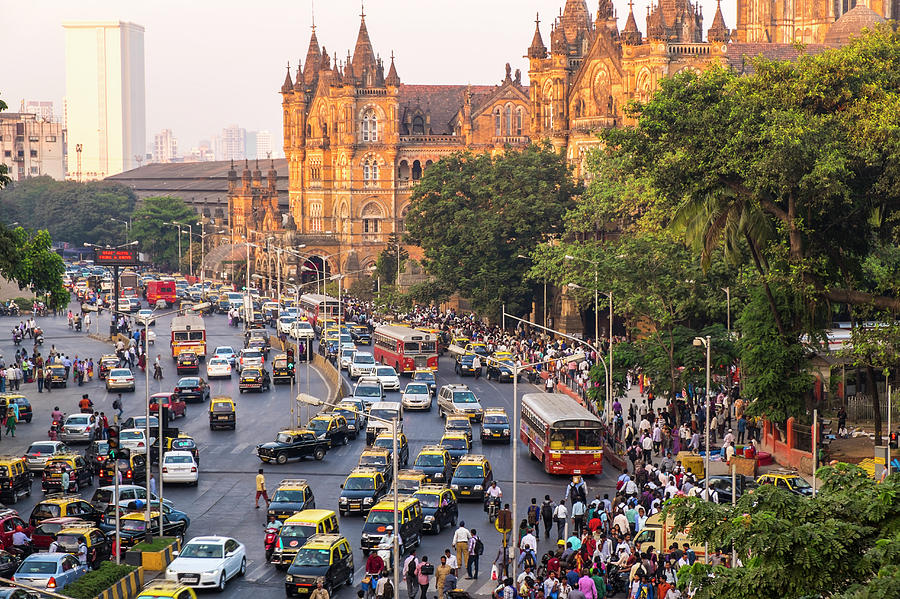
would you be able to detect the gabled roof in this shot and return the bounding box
[397,84,494,134]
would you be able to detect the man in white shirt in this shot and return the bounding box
[452,522,471,571]
[520,529,537,554]
[553,500,568,540]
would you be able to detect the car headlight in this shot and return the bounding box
[434,473,444,480]
[165,568,174,576]
[363,497,374,504]
[474,485,483,490]
[339,497,348,504]
[286,575,294,583]
[424,515,434,522]
[203,569,218,576]
[361,533,370,539]
[451,484,459,490]
[268,510,276,517]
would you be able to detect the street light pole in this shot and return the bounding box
[694,335,712,563]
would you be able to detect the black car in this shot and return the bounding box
[256,430,329,465]
[172,377,210,403]
[267,482,316,521]
[454,354,477,377]
[486,359,517,383]
[414,486,458,535]
[117,513,187,552]
[480,410,511,444]
[0,550,21,581]
[83,440,111,474]
[699,474,758,503]
[175,352,200,374]
[349,325,371,345]
[239,367,272,393]
[285,535,354,597]
[331,407,364,440]
[0,395,32,423]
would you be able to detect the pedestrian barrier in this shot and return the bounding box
[96,566,144,599]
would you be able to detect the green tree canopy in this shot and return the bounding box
[375,232,409,286]
[128,196,197,271]
[405,143,581,317]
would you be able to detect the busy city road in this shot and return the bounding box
[0,302,615,598]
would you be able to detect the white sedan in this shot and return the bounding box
[401,382,432,410]
[206,357,232,379]
[277,316,296,336]
[106,368,136,392]
[290,321,315,340]
[119,428,154,455]
[165,536,246,591]
[162,450,199,485]
[374,366,401,391]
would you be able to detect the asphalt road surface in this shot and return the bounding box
[0,302,615,598]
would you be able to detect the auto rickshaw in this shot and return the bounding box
[209,396,236,431]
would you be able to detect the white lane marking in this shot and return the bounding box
[230,442,250,454]
[246,560,271,582]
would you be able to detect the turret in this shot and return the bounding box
[621,1,642,45]
[281,62,293,93]
[528,13,547,59]
[385,52,400,86]
[707,0,730,43]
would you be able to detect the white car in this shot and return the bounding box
[106,368,135,392]
[137,308,156,325]
[206,357,232,379]
[237,349,264,373]
[119,428,154,455]
[59,413,95,443]
[277,316,296,336]
[339,344,357,370]
[165,535,247,591]
[349,352,377,379]
[374,366,401,391]
[24,441,69,471]
[162,451,199,485]
[290,320,315,340]
[213,346,237,365]
[401,382,432,410]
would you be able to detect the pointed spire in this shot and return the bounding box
[302,23,321,85]
[596,0,615,22]
[385,51,400,86]
[281,61,293,93]
[351,4,378,79]
[294,59,303,91]
[647,0,667,40]
[707,0,730,43]
[622,0,642,45]
[528,12,547,59]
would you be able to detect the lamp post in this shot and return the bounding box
[109,217,131,242]
[163,222,184,273]
[298,396,400,595]
[722,287,731,337]
[567,282,614,426]
[693,334,712,563]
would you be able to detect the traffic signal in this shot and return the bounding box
[107,426,119,452]
[287,348,295,370]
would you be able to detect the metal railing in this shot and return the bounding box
[845,394,900,422]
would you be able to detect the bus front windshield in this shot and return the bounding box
[578,427,603,449]
[549,428,577,450]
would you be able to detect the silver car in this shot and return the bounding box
[401,382,432,410]
[24,441,69,471]
[106,368,135,392]
[59,413,95,444]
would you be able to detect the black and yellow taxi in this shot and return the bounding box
[239,366,271,393]
[0,456,32,504]
[209,396,236,430]
[756,470,814,496]
[372,431,410,467]
[117,510,187,552]
[450,454,493,500]
[272,353,294,385]
[360,495,423,556]
[98,355,119,380]
[414,484,459,535]
[136,580,198,599]
[176,351,200,374]
[444,413,474,444]
[165,434,200,465]
[356,447,393,481]
[413,445,453,484]
[41,454,93,494]
[481,407,511,444]
[99,452,147,486]
[0,393,32,423]
[338,468,387,516]
[268,479,316,522]
[396,469,427,496]
[83,440,111,474]
[486,352,518,383]
[306,414,350,447]
[47,364,68,388]
[55,521,112,568]
[271,509,339,567]
[439,432,471,466]
[29,495,102,527]
[285,533,354,597]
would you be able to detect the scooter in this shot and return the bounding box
[606,563,631,596]
[34,327,44,345]
[264,524,279,562]
[486,496,500,521]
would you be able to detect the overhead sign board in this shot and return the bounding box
[94,248,139,266]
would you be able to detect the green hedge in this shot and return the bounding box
[131,536,177,552]
[60,561,137,599]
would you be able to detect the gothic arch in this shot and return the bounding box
[636,68,653,103]
[592,68,611,113]
[360,199,386,220]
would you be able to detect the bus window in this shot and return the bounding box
[549,429,576,450]
[189,331,205,341]
[421,342,436,353]
[578,428,603,450]
[173,332,189,341]
[403,342,420,352]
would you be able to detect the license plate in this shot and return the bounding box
[181,575,199,583]
[460,490,470,495]
[218,416,229,420]
[492,432,501,436]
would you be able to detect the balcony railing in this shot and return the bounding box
[398,135,461,144]
[668,43,711,55]
[491,136,531,145]
[570,116,617,132]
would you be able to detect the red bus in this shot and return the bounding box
[372,325,439,374]
[521,393,603,475]
[146,280,177,307]
[298,293,341,328]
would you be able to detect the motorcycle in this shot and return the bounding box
[264,524,279,561]
[74,317,82,332]
[606,563,630,597]
[486,496,500,522]
[12,331,21,346]
[9,542,35,559]
[34,327,44,345]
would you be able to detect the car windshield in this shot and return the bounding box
[92,442,111,454]
[272,490,305,503]
[164,455,193,464]
[334,409,355,421]
[92,489,113,503]
[355,386,381,398]
[415,454,444,467]
[121,519,147,532]
[366,511,395,525]
[441,438,468,450]
[484,414,508,425]
[453,392,477,404]
[455,464,484,478]
[376,367,396,377]
[359,455,387,468]
[120,431,143,441]
[55,534,84,548]
[370,408,399,421]
[67,416,90,425]
[110,369,131,377]
[212,403,232,413]
[405,384,429,395]
[354,355,375,365]
[414,373,435,383]
[243,351,262,360]
[209,358,228,366]
[177,378,200,388]
[416,494,441,508]
[215,348,234,356]
[18,561,57,574]
[447,419,469,429]
[293,548,330,567]
[307,420,328,433]
[789,477,812,490]
[29,444,57,455]
[280,524,315,539]
[295,323,312,330]
[171,439,195,450]
[179,543,224,558]
[275,433,294,444]
[344,477,375,491]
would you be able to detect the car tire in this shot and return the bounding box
[276,453,288,465]
[433,521,441,535]
[314,448,326,461]
[239,557,246,576]
[216,572,226,592]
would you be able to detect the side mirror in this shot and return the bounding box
[340,484,344,489]
[172,551,179,556]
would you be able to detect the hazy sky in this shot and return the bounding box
[1,0,736,155]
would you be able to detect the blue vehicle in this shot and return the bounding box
[13,553,88,591]
[213,346,237,366]
[99,499,190,533]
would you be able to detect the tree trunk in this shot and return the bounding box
[866,365,883,446]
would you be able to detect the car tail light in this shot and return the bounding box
[137,442,144,447]
[191,466,197,472]
[126,469,133,478]
[162,467,168,473]
[47,577,57,588]
[195,387,202,392]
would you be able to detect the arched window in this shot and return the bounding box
[494,108,501,137]
[363,157,379,183]
[310,201,323,232]
[412,116,424,135]
[361,202,383,234]
[505,105,512,136]
[516,108,523,136]
[362,109,377,142]
[398,160,410,180]
[412,160,422,180]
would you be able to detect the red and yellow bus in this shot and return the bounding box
[372,325,439,374]
[298,294,341,328]
[521,393,603,475]
[170,314,207,359]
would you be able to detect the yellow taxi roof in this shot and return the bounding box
[39,495,85,506]
[416,484,450,495]
[419,445,448,454]
[371,496,419,511]
[122,511,161,520]
[0,455,25,464]
[303,533,345,549]
[348,467,382,477]
[277,478,310,489]
[279,429,311,436]
[397,469,426,479]
[285,509,336,524]
[446,413,472,422]
[458,454,488,464]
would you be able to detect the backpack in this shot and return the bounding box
[521,551,536,570]
[527,504,540,525]
[407,558,418,578]
[540,501,553,521]
[474,537,484,556]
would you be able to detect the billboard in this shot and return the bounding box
[93,247,139,266]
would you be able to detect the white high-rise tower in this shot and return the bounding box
[63,21,146,179]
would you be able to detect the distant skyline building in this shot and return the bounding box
[0,112,66,181]
[255,130,273,159]
[63,20,146,179]
[22,100,55,121]
[216,124,245,161]
[152,128,178,163]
